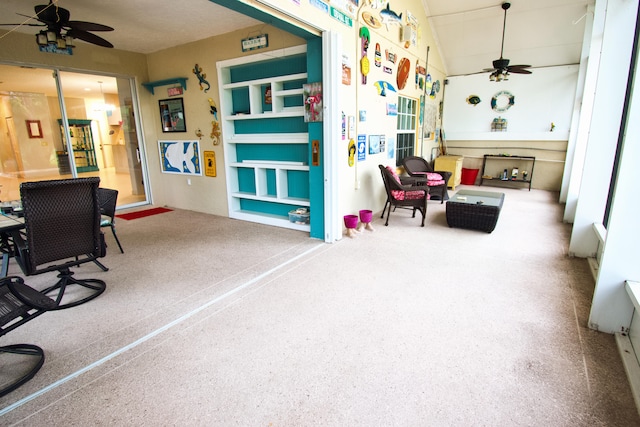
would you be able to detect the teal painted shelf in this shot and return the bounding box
[142,77,188,95]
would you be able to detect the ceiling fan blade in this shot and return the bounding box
[0,22,45,26]
[508,68,532,74]
[66,29,113,48]
[34,3,70,25]
[508,65,531,69]
[67,21,114,32]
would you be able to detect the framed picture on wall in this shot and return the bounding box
[26,120,43,138]
[159,98,186,132]
[158,140,202,175]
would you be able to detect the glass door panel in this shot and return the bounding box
[0,64,147,207]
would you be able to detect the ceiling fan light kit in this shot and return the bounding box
[486,2,532,82]
[1,1,113,55]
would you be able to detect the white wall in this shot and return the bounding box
[443,65,578,137]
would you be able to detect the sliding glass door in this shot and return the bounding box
[0,64,147,206]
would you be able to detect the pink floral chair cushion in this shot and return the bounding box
[386,166,429,200]
[409,171,446,186]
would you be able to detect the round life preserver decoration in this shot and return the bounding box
[491,91,515,112]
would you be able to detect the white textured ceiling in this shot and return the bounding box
[0,0,592,80]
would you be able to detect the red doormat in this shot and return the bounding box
[116,207,172,221]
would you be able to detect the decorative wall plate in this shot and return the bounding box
[362,11,382,29]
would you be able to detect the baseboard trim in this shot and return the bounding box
[616,332,640,419]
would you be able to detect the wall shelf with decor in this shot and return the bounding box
[141,77,188,95]
[217,45,310,232]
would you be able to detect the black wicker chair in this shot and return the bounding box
[11,178,107,310]
[1,275,56,397]
[402,156,451,203]
[98,188,123,253]
[379,165,429,227]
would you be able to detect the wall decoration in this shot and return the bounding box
[423,103,437,139]
[397,57,410,89]
[348,116,355,139]
[359,27,370,84]
[385,49,396,64]
[361,11,382,28]
[379,4,402,30]
[415,61,426,89]
[357,134,367,161]
[241,34,269,52]
[374,43,381,67]
[348,139,356,166]
[192,64,210,92]
[387,136,395,159]
[203,151,216,177]
[158,140,201,175]
[264,85,272,104]
[404,10,419,47]
[359,110,367,121]
[466,95,481,106]
[386,103,398,116]
[159,98,186,132]
[303,82,323,122]
[383,66,393,74]
[491,90,515,112]
[210,121,221,145]
[310,0,329,13]
[369,135,381,154]
[26,120,42,138]
[208,98,218,120]
[330,6,353,27]
[167,86,183,96]
[374,81,396,97]
[342,54,352,85]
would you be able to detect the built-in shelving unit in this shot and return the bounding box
[217,45,311,232]
[57,119,99,173]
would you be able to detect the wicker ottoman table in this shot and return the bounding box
[446,190,505,233]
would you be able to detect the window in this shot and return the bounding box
[396,96,418,166]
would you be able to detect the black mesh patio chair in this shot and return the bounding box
[1,275,56,397]
[402,156,451,203]
[11,177,107,310]
[98,188,123,253]
[379,165,429,227]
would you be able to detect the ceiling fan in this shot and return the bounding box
[0,0,114,49]
[484,2,531,81]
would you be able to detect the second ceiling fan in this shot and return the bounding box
[484,2,532,81]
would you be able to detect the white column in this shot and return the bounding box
[560,3,596,210]
[588,6,640,333]
[568,0,638,257]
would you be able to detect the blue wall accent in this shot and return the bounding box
[234,117,306,134]
[306,37,324,239]
[230,55,307,82]
[236,144,307,163]
[240,199,304,217]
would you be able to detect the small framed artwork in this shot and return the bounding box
[159,98,186,132]
[26,120,43,138]
[158,140,201,175]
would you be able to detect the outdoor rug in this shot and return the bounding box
[116,207,172,220]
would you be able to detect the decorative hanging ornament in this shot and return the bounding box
[491,90,515,112]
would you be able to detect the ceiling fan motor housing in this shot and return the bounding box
[493,58,510,70]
